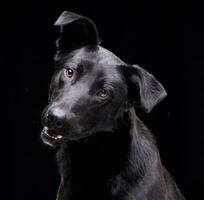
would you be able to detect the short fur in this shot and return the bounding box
[41,11,185,200]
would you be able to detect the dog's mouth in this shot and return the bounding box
[41,126,63,147]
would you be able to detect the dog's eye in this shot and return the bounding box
[64,68,74,78]
[96,89,110,98]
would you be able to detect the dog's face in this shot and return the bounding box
[41,47,127,145]
[41,11,167,146]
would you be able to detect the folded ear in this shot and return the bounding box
[54,11,100,52]
[123,65,167,113]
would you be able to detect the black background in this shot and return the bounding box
[3,1,204,200]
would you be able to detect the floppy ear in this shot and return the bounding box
[124,65,167,113]
[54,11,100,52]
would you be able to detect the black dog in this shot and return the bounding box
[41,11,185,200]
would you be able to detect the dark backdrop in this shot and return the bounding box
[3,1,204,200]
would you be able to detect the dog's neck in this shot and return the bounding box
[56,107,159,198]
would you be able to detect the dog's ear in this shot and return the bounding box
[54,11,100,52]
[123,64,167,113]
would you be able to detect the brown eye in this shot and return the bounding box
[64,68,74,78]
[96,89,110,98]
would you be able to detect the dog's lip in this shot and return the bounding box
[42,126,63,140]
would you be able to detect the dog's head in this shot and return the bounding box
[41,11,167,146]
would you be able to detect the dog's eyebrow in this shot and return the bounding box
[72,59,96,71]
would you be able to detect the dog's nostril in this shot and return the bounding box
[56,121,63,127]
[47,114,54,122]
[56,121,62,127]
[46,108,65,128]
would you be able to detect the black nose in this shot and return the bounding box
[46,108,65,128]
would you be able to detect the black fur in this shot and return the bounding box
[41,11,185,200]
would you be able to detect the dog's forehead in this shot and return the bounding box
[70,46,124,63]
[67,46,125,79]
[97,46,125,66]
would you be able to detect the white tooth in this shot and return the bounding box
[44,127,48,132]
[57,135,62,139]
[42,137,54,147]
